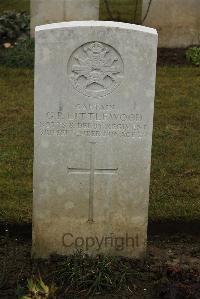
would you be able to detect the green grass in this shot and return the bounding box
[18,251,166,298]
[0,0,142,23]
[0,67,33,224]
[0,39,34,68]
[0,66,199,225]
[150,67,200,222]
[0,0,30,14]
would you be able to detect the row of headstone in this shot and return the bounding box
[31,0,199,48]
[33,20,158,258]
[31,0,99,36]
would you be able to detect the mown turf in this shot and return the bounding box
[0,0,30,14]
[0,0,142,23]
[150,67,200,222]
[0,67,33,224]
[0,66,199,225]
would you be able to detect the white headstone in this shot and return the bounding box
[31,0,100,37]
[33,21,158,258]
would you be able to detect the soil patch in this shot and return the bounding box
[0,232,199,298]
[157,48,190,66]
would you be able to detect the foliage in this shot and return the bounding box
[37,252,150,296]
[14,252,157,297]
[17,276,57,299]
[0,38,34,68]
[0,11,30,44]
[15,251,200,298]
[186,47,200,66]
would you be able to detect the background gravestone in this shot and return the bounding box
[31,0,99,36]
[142,0,200,48]
[33,21,158,258]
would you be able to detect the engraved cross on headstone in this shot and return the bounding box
[67,142,118,223]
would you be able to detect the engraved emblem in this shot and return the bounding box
[68,42,124,98]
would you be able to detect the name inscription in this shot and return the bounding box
[39,103,148,139]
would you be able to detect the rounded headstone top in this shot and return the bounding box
[35,21,157,36]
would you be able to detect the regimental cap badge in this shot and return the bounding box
[68,41,124,98]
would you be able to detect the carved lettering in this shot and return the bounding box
[39,103,148,138]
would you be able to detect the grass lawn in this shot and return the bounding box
[150,67,200,222]
[0,0,142,23]
[0,67,33,224]
[0,0,30,14]
[0,66,199,225]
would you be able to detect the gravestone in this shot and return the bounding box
[31,0,99,37]
[142,0,200,47]
[33,21,158,258]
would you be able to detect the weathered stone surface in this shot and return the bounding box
[31,0,99,37]
[64,0,99,21]
[33,21,158,258]
[142,0,200,48]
